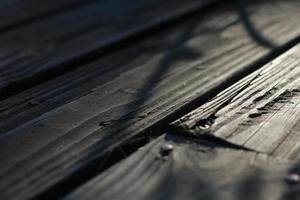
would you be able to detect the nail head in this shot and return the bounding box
[198,124,210,130]
[160,143,174,156]
[285,173,300,185]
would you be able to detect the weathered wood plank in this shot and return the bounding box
[2,0,300,135]
[0,3,239,133]
[0,1,300,199]
[65,134,293,200]
[0,0,216,97]
[172,44,300,159]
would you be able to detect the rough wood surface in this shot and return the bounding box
[0,2,239,133]
[65,134,294,200]
[1,1,300,199]
[0,0,214,96]
[172,44,300,159]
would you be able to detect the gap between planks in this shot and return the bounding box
[64,133,298,200]
[1,0,300,199]
[0,0,219,99]
[172,44,300,160]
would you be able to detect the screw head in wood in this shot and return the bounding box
[160,143,174,156]
[198,123,210,130]
[285,173,300,185]
[28,99,40,106]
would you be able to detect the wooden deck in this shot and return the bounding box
[1,0,300,199]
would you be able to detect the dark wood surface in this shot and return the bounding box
[172,44,300,159]
[0,0,89,31]
[1,0,300,199]
[65,134,295,200]
[0,0,214,97]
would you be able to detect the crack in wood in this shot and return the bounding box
[243,89,300,126]
[171,71,261,131]
[173,44,300,158]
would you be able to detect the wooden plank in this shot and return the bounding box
[2,0,300,135]
[0,0,216,97]
[1,1,300,199]
[65,134,293,200]
[172,44,300,159]
[0,0,91,31]
[0,2,239,133]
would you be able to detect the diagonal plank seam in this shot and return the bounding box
[1,0,222,100]
[3,1,300,199]
[171,44,300,159]
[28,35,300,200]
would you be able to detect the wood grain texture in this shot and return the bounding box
[0,0,216,95]
[65,134,294,200]
[172,44,300,159]
[2,0,300,134]
[1,1,300,199]
[0,2,239,133]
